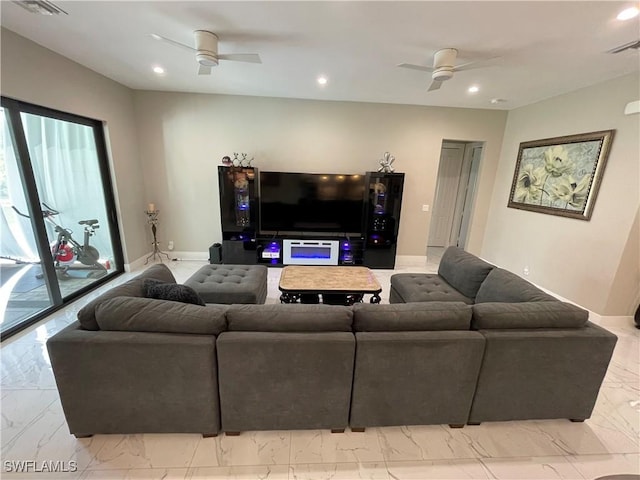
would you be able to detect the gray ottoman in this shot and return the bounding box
[185,265,268,304]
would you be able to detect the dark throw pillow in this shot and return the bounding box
[142,278,206,306]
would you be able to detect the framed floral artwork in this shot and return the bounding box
[507,130,615,220]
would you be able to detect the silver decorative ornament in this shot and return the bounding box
[378,152,395,173]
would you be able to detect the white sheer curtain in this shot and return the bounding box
[0,111,112,261]
[21,113,112,258]
[0,109,38,260]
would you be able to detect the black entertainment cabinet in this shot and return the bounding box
[217,167,404,269]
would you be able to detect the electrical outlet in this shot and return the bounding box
[168,241,174,251]
[523,266,530,276]
[422,204,430,212]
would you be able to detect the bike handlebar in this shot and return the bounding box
[11,202,100,238]
[11,204,58,219]
[42,202,60,215]
[11,204,99,229]
[11,206,29,218]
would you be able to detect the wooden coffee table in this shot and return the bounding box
[279,265,382,305]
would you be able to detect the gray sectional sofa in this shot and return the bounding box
[390,247,617,425]
[47,249,617,437]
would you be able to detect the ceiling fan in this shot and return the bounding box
[151,30,262,75]
[398,48,483,92]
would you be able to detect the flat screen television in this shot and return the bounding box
[259,172,365,234]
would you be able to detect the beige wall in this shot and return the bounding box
[604,207,639,315]
[133,91,507,256]
[4,30,636,315]
[0,28,147,263]
[482,73,640,315]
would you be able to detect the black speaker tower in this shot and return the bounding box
[217,166,259,264]
[362,171,405,269]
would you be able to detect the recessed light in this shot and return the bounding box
[153,66,165,75]
[617,6,639,20]
[490,98,507,104]
[317,76,328,86]
[468,85,480,93]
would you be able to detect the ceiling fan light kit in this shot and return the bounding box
[432,69,454,82]
[194,30,219,67]
[431,48,457,82]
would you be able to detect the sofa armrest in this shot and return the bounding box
[47,321,220,435]
[77,263,176,330]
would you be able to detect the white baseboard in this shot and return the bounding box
[124,253,150,273]
[532,284,635,327]
[169,251,209,262]
[125,251,208,271]
[588,314,635,328]
[396,255,428,266]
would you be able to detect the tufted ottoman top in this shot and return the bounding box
[390,273,474,304]
[184,264,268,304]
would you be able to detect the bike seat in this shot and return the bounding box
[79,219,99,226]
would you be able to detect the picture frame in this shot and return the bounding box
[507,130,615,220]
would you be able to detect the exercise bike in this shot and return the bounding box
[12,203,108,279]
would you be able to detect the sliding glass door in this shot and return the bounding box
[0,98,123,339]
[0,107,55,331]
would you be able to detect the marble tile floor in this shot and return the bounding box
[1,257,638,480]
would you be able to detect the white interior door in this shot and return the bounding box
[428,144,464,247]
[456,144,483,248]
[449,146,473,246]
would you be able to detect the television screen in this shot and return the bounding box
[259,172,365,234]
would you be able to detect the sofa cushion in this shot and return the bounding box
[472,302,589,329]
[475,268,556,303]
[390,274,474,304]
[437,246,495,299]
[77,264,177,330]
[353,302,472,331]
[95,296,227,335]
[143,278,205,306]
[226,304,353,332]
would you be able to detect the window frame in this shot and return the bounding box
[0,96,124,340]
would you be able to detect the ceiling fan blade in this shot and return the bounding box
[427,80,443,92]
[217,53,262,64]
[453,55,501,72]
[198,64,212,75]
[397,63,435,72]
[150,33,195,53]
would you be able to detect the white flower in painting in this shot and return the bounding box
[544,145,574,177]
[515,164,544,203]
[550,174,591,209]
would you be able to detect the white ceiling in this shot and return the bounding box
[1,1,639,110]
